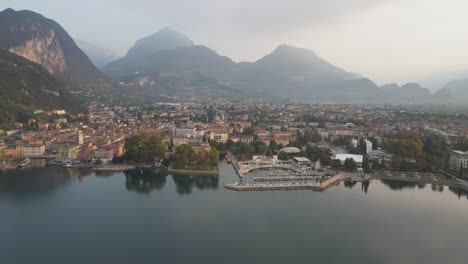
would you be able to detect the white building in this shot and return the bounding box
[16,144,45,157]
[335,154,363,166]
[449,150,468,171]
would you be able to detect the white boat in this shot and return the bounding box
[63,163,73,168]
[18,158,31,168]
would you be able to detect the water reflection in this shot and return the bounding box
[0,167,72,199]
[124,170,219,195]
[125,170,167,194]
[449,186,468,200]
[380,179,420,191]
[172,174,219,195]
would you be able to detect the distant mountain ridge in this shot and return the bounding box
[103,29,385,103]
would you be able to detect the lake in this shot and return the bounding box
[1,162,468,264]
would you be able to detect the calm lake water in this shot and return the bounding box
[1,162,468,264]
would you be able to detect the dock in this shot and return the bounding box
[225,175,345,192]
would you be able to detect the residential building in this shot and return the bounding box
[16,144,45,157]
[449,150,468,171]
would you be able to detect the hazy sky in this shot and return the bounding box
[2,0,468,86]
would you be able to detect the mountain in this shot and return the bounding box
[104,29,381,103]
[0,49,77,127]
[232,45,376,102]
[75,39,121,68]
[435,78,468,104]
[0,8,108,93]
[380,83,433,103]
[125,27,194,59]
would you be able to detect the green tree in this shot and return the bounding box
[384,132,423,158]
[209,147,219,166]
[175,144,197,168]
[331,159,342,169]
[278,151,290,160]
[124,134,166,163]
[255,142,269,155]
[344,158,358,172]
[269,140,278,153]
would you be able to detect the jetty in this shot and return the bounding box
[225,174,347,192]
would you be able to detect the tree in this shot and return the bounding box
[391,155,402,171]
[255,142,269,155]
[362,155,371,173]
[175,144,196,168]
[384,132,423,158]
[125,134,166,163]
[278,151,290,160]
[209,147,219,166]
[242,127,255,136]
[240,143,255,157]
[269,140,278,153]
[344,158,358,172]
[331,159,342,169]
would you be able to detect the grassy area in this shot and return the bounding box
[433,172,458,183]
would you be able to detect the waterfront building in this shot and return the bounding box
[2,147,16,158]
[58,144,80,161]
[335,154,363,166]
[94,148,114,162]
[449,150,468,171]
[16,144,45,157]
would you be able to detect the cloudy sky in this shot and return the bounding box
[2,0,468,87]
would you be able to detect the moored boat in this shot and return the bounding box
[18,158,31,168]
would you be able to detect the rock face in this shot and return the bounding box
[0,8,107,91]
[8,28,67,75]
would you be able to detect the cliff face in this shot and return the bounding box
[8,28,67,75]
[0,8,108,92]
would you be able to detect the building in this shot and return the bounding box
[94,148,114,162]
[77,130,84,145]
[173,137,190,147]
[16,144,45,157]
[112,144,124,157]
[334,154,363,166]
[209,131,228,143]
[2,147,16,158]
[368,150,393,165]
[292,157,311,166]
[58,145,80,161]
[174,128,196,138]
[280,147,301,154]
[449,150,468,171]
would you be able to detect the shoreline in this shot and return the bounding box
[168,167,219,176]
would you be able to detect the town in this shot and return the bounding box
[1,102,468,190]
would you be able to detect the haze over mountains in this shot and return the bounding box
[75,39,121,68]
[103,27,457,104]
[0,8,468,109]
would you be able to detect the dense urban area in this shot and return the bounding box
[1,102,468,189]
